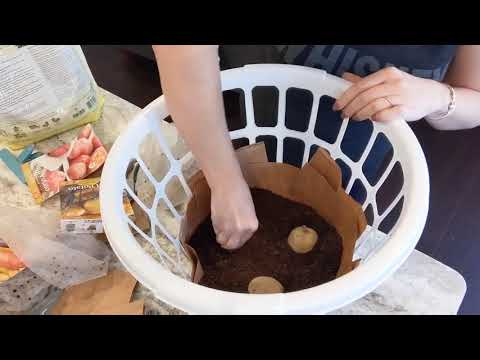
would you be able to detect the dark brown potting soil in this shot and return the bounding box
[188,188,343,293]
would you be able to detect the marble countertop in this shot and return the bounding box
[0,88,467,315]
[330,250,466,315]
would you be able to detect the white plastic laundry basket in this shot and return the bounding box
[100,64,429,314]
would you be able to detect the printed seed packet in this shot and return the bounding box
[59,178,134,234]
[22,124,108,204]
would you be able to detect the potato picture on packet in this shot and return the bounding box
[22,124,108,205]
[83,198,101,215]
[47,124,107,180]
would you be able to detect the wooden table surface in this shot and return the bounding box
[82,45,480,314]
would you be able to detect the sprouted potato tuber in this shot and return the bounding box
[288,225,318,254]
[248,276,284,294]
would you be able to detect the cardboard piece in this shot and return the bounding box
[131,200,151,233]
[50,270,143,315]
[92,300,145,315]
[180,142,367,285]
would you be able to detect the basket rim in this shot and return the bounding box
[100,64,429,314]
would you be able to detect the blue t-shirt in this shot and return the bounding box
[220,45,458,206]
[275,45,458,80]
[220,45,458,79]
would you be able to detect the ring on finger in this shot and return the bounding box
[384,97,394,107]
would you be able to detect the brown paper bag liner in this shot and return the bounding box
[180,143,367,287]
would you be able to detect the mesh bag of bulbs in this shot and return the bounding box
[181,143,367,294]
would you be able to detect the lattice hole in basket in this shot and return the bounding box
[252,86,279,127]
[308,145,330,162]
[125,159,137,189]
[128,195,152,235]
[232,137,250,150]
[314,95,343,144]
[376,161,404,216]
[224,88,247,132]
[126,221,190,280]
[155,198,180,240]
[364,203,374,226]
[285,87,313,132]
[126,161,156,209]
[154,118,189,161]
[180,153,200,187]
[379,196,404,234]
[138,132,171,183]
[362,132,394,186]
[127,220,153,261]
[283,137,305,168]
[341,119,374,162]
[152,225,192,279]
[256,135,277,162]
[349,179,367,205]
[335,158,352,190]
[164,175,190,216]
[171,136,189,161]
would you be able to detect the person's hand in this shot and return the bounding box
[333,67,451,123]
[210,177,259,250]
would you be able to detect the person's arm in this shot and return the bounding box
[427,45,480,130]
[333,45,480,131]
[152,45,258,250]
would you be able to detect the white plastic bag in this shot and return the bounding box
[0,45,104,150]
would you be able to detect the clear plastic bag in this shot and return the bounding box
[0,205,111,290]
[0,268,53,313]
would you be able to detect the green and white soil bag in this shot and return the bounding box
[0,45,104,150]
